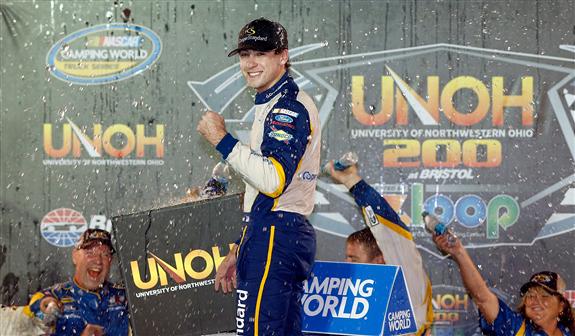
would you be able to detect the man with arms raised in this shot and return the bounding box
[327,162,433,335]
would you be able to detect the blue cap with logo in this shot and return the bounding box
[228,17,288,57]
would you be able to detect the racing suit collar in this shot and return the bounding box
[255,71,291,105]
[72,277,110,298]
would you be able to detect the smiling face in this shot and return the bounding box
[72,244,112,290]
[522,286,564,326]
[238,49,288,92]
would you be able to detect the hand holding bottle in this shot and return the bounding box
[422,211,457,247]
[37,297,62,326]
[324,152,362,189]
[201,161,230,198]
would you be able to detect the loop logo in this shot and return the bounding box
[46,23,162,85]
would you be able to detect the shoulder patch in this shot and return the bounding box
[272,108,299,118]
[274,115,293,123]
[268,129,293,143]
[364,206,379,227]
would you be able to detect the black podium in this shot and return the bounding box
[112,194,242,336]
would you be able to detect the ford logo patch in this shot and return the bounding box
[274,115,293,123]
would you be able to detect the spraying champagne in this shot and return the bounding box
[422,211,456,245]
[322,152,358,174]
[201,161,230,198]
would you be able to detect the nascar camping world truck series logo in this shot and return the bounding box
[46,23,161,85]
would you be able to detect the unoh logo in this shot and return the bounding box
[46,24,162,85]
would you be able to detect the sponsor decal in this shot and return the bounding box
[364,206,378,227]
[271,120,295,129]
[43,119,165,166]
[264,81,288,99]
[272,108,299,118]
[274,114,293,123]
[298,171,317,182]
[46,23,162,85]
[268,129,293,142]
[129,245,233,295]
[40,208,112,247]
[236,290,248,335]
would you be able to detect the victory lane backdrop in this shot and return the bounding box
[1,2,574,336]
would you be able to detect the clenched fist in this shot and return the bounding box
[197,111,228,146]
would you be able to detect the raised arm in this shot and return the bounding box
[327,162,432,332]
[433,234,499,323]
[198,103,311,198]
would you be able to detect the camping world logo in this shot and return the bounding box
[46,23,162,85]
[40,208,87,247]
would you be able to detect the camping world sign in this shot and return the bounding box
[301,261,417,336]
[46,23,162,85]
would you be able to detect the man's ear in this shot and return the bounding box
[280,49,289,65]
[71,249,79,266]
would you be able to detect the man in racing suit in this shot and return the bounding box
[24,229,129,336]
[197,18,320,335]
[327,162,434,335]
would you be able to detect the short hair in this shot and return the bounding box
[346,227,383,260]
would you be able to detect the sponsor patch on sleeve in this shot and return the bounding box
[274,115,293,123]
[364,206,379,227]
[272,108,299,118]
[268,129,294,142]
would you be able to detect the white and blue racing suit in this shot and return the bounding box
[216,71,321,335]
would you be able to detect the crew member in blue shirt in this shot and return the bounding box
[433,234,574,335]
[25,229,129,336]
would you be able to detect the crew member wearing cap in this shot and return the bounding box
[197,17,320,335]
[24,229,129,336]
[433,234,575,335]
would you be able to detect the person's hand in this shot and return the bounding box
[81,324,104,336]
[197,111,228,146]
[325,161,362,189]
[432,232,463,257]
[215,247,238,294]
[39,297,61,314]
